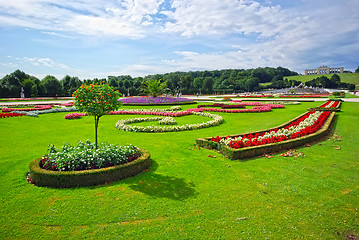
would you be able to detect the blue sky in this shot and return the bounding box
[0,0,358,80]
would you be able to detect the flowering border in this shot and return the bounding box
[28,149,151,188]
[119,96,195,105]
[196,102,337,160]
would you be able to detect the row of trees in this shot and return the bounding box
[0,70,82,98]
[0,67,354,98]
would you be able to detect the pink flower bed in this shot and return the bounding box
[1,105,53,112]
[64,113,88,119]
[280,94,330,98]
[236,95,274,98]
[109,110,192,117]
[61,102,74,107]
[195,102,284,113]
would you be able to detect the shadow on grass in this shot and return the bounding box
[127,160,198,200]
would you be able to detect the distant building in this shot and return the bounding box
[305,66,343,75]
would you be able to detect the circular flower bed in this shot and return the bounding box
[40,140,141,171]
[28,141,151,188]
[116,112,223,132]
[119,96,194,105]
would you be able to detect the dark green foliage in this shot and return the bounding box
[0,67,299,97]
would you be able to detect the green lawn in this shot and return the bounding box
[0,102,358,239]
[286,73,359,86]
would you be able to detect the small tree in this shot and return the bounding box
[141,79,166,97]
[73,83,121,148]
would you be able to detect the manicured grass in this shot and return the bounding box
[0,102,358,239]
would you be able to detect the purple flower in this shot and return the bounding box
[119,97,193,104]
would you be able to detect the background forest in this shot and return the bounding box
[0,67,355,98]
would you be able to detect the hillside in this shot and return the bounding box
[285,73,359,86]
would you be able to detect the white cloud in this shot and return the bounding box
[162,0,295,38]
[0,0,164,38]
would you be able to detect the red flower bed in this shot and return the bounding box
[211,110,331,149]
[1,105,53,112]
[0,112,26,118]
[318,100,339,108]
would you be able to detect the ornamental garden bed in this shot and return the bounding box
[119,96,196,105]
[196,103,337,160]
[307,100,341,112]
[28,148,151,188]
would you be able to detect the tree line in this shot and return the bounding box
[0,67,354,98]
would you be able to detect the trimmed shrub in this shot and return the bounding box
[28,149,151,188]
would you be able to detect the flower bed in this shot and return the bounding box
[308,100,341,112]
[197,101,337,160]
[116,112,223,132]
[0,112,26,118]
[195,100,284,113]
[64,112,88,119]
[28,142,151,188]
[236,94,274,98]
[119,96,194,105]
[212,111,330,149]
[158,117,177,125]
[280,94,330,98]
[1,104,53,112]
[39,141,141,171]
[0,97,73,102]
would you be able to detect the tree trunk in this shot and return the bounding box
[95,115,100,149]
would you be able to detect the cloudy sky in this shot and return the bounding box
[0,0,358,80]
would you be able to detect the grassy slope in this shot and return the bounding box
[0,102,358,239]
[285,73,359,85]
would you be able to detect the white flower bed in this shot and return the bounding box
[116,112,223,132]
[158,117,177,125]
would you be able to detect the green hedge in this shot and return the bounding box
[196,112,336,160]
[28,149,151,188]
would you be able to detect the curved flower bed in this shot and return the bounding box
[120,96,194,105]
[116,112,223,132]
[197,100,337,160]
[159,117,177,125]
[0,112,26,118]
[2,104,53,112]
[212,111,330,149]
